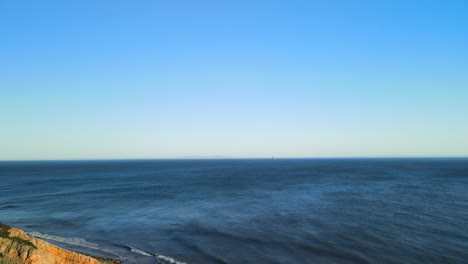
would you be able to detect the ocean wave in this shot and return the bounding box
[125,245,187,264]
[125,245,154,256]
[28,231,122,257]
[155,254,187,264]
[29,231,187,263]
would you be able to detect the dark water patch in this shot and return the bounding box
[0,205,18,210]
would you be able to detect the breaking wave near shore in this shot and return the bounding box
[28,231,186,264]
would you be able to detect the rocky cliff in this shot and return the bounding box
[0,223,120,264]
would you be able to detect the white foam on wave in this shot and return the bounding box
[127,246,154,256]
[156,254,187,264]
[127,245,186,264]
[28,232,99,248]
[28,231,122,257]
[28,231,187,264]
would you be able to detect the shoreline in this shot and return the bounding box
[0,222,121,264]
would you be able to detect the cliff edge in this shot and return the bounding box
[0,223,120,264]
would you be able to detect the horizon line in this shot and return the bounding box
[1,156,467,162]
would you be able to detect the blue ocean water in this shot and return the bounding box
[0,159,467,263]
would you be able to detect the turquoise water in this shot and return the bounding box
[1,159,467,263]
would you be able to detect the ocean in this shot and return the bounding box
[0,159,467,263]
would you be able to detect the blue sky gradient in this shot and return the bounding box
[1,0,467,160]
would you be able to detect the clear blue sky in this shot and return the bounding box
[1,0,467,160]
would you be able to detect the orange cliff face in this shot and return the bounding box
[0,223,120,264]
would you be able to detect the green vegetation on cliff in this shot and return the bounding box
[0,223,11,238]
[0,222,37,249]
